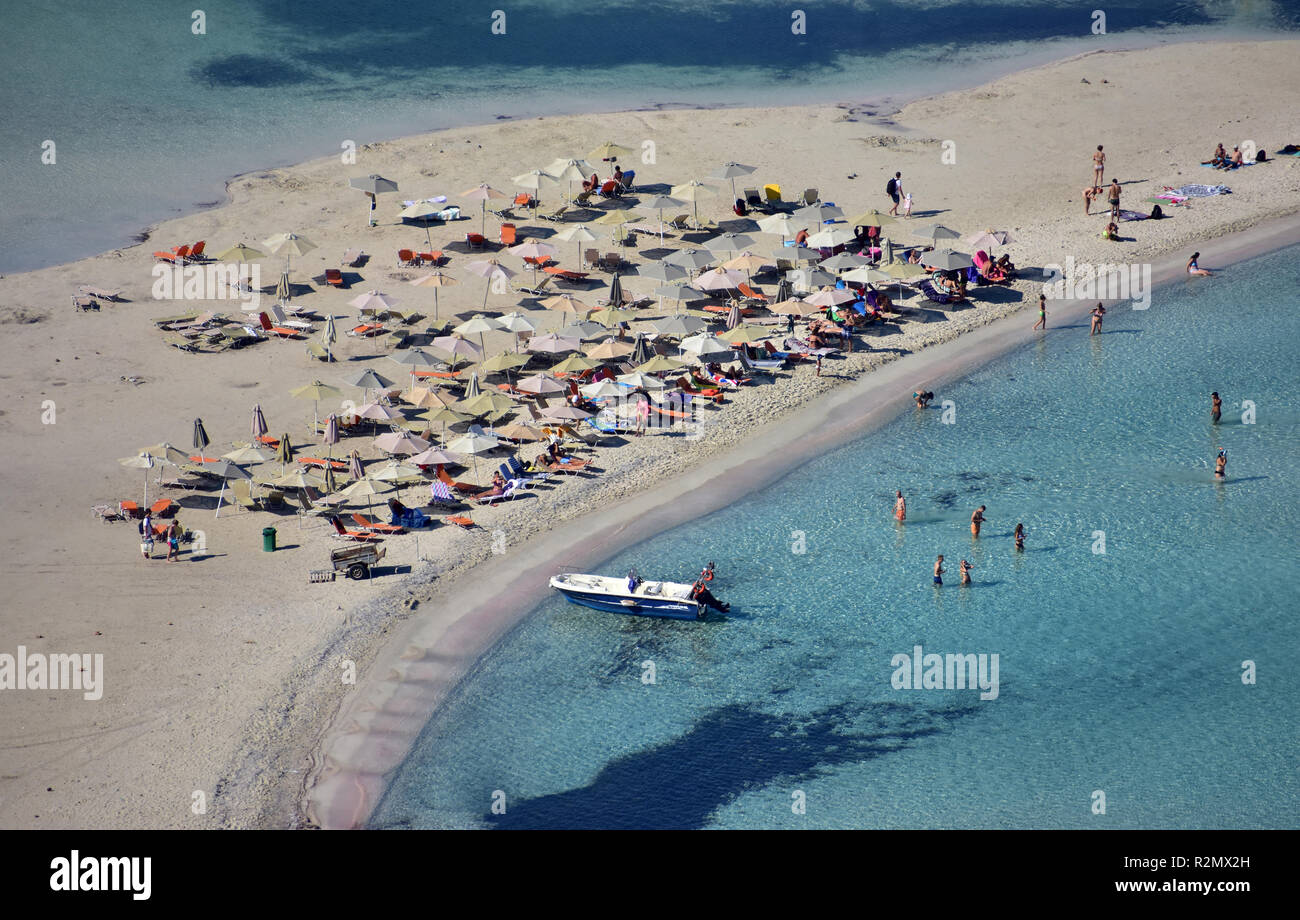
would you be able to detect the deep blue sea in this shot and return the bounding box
[1,1,1296,272]
[372,243,1300,829]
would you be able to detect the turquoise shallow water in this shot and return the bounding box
[372,243,1300,829]
[1,1,1295,272]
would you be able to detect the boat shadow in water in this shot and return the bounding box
[485,698,981,829]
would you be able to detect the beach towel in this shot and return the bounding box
[430,480,455,503]
[1117,209,1149,221]
[1160,184,1231,200]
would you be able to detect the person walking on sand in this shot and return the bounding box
[894,490,906,522]
[1033,294,1047,331]
[933,555,945,587]
[970,505,986,538]
[1211,391,1222,423]
[1107,179,1121,220]
[1013,523,1025,552]
[634,392,649,436]
[1187,252,1212,276]
[166,521,181,562]
[1093,145,1106,187]
[1090,303,1105,335]
[960,559,973,586]
[887,172,903,216]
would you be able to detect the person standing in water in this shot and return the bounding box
[1013,523,1025,552]
[970,505,987,538]
[894,490,906,522]
[960,560,973,586]
[1033,293,1047,331]
[1211,392,1222,423]
[933,555,945,586]
[1090,303,1105,335]
[1215,449,1227,480]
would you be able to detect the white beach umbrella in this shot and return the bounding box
[680,332,734,357]
[408,271,458,322]
[806,225,857,248]
[460,183,508,233]
[709,161,757,199]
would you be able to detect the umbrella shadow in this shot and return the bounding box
[482,698,981,829]
[970,285,1023,305]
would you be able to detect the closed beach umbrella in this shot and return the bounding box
[775,277,793,303]
[250,404,268,443]
[709,161,757,199]
[274,271,292,306]
[275,432,294,469]
[408,271,458,323]
[462,371,482,399]
[630,332,652,365]
[724,301,741,330]
[322,313,337,362]
[607,273,625,308]
[322,414,340,458]
[191,417,210,456]
[460,183,508,233]
[347,450,364,482]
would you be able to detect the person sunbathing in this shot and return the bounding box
[907,249,923,264]
[932,273,958,295]
[1207,143,1228,168]
[1231,146,1244,168]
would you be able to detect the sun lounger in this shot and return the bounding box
[351,512,405,534]
[149,498,177,518]
[78,285,122,302]
[329,515,384,542]
[538,204,569,222]
[153,244,190,264]
[500,223,518,246]
[737,282,769,304]
[397,248,421,266]
[471,483,517,506]
[343,248,365,267]
[764,184,782,204]
[445,515,476,529]
[417,250,444,265]
[324,268,345,288]
[72,294,99,312]
[542,266,588,284]
[511,275,555,297]
[348,322,388,337]
[465,233,487,251]
[258,312,304,338]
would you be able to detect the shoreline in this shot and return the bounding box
[2,37,1297,831]
[302,214,1300,829]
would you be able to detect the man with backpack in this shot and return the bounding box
[886,172,903,216]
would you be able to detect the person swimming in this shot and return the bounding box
[1215,449,1227,480]
[894,490,906,522]
[1211,391,1222,423]
[933,555,945,586]
[970,505,987,538]
[960,560,973,586]
[1013,523,1025,552]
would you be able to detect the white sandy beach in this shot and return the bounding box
[0,40,1298,830]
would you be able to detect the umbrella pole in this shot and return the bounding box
[215,480,226,519]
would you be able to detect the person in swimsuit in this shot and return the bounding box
[1211,392,1222,423]
[1033,294,1046,331]
[970,505,986,538]
[894,490,906,522]
[960,560,973,586]
[1090,303,1105,335]
[933,555,945,586]
[1215,449,1227,480]
[1187,252,1212,276]
[1093,145,1105,187]
[1013,523,1025,552]
[1107,179,1121,219]
[1083,186,1099,216]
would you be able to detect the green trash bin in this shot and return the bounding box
[262,526,277,552]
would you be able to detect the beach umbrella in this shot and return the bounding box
[214,243,265,263]
[345,367,395,400]
[757,213,803,240]
[512,169,558,213]
[454,314,498,354]
[516,373,566,395]
[546,158,597,202]
[726,324,776,344]
[617,372,667,390]
[558,320,607,340]
[579,380,623,400]
[191,417,210,457]
[408,271,458,323]
[805,287,857,308]
[792,268,838,291]
[585,338,635,360]
[421,405,472,443]
[460,183,508,233]
[709,162,757,199]
[653,282,705,313]
[446,427,501,484]
[409,446,465,466]
[724,251,769,274]
[202,459,253,517]
[430,337,482,371]
[725,301,741,330]
[607,273,625,309]
[221,445,272,465]
[509,239,559,282]
[542,404,593,421]
[635,355,687,374]
[339,477,394,514]
[320,313,337,362]
[346,449,365,481]
[273,431,294,468]
[455,390,516,419]
[118,453,156,508]
[373,431,431,456]
[349,290,399,317]
[527,333,581,355]
[462,371,482,399]
[492,422,546,442]
[594,209,642,256]
[771,298,821,317]
[773,246,820,264]
[847,209,898,229]
[590,307,635,327]
[404,386,459,409]
[911,223,963,244]
[465,259,516,309]
[540,293,591,330]
[549,354,601,375]
[496,310,537,341]
[635,195,687,240]
[263,233,316,272]
[695,267,747,292]
[353,402,402,422]
[272,467,324,492]
[775,277,793,303]
[841,266,892,285]
[703,232,755,256]
[680,333,733,358]
[290,380,342,431]
[654,314,707,337]
[320,413,341,458]
[806,225,857,248]
[246,404,268,445]
[477,351,531,378]
[638,261,688,284]
[588,140,634,161]
[965,229,1014,253]
[670,180,718,229]
[349,174,398,224]
[552,224,599,267]
[820,252,871,272]
[924,249,974,271]
[663,248,716,273]
[881,260,928,300]
[793,203,845,226]
[630,332,652,365]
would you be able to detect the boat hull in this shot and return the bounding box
[549,574,705,620]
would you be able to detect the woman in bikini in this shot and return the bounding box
[1013,523,1025,552]
[1187,252,1212,276]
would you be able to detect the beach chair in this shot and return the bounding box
[543,267,588,285]
[743,188,763,209]
[149,498,177,518]
[764,184,782,204]
[445,515,476,529]
[801,188,819,205]
[119,500,142,518]
[329,516,384,542]
[348,322,388,337]
[351,512,405,534]
[397,248,420,266]
[258,312,304,339]
[666,214,691,231]
[72,294,98,312]
[619,170,636,193]
[511,275,554,297]
[573,189,596,207]
[79,285,122,302]
[465,233,487,251]
[471,482,517,506]
[228,480,260,513]
[153,244,190,264]
[435,465,482,497]
[417,250,444,265]
[343,249,365,267]
[737,282,769,305]
[324,268,344,288]
[500,223,518,246]
[538,204,569,223]
[583,249,602,270]
[188,240,207,261]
